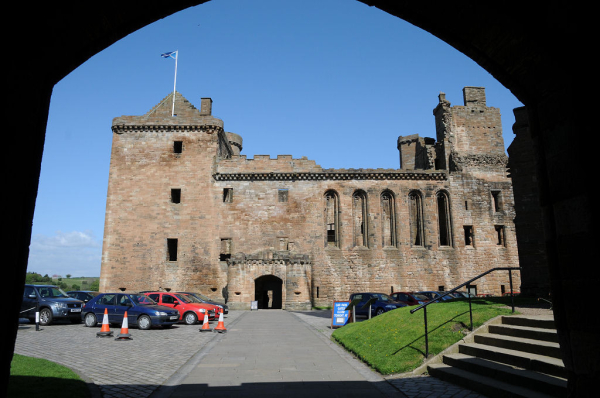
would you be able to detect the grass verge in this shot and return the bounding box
[331,298,518,375]
[8,354,91,398]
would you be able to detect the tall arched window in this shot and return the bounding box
[353,190,369,247]
[324,190,340,248]
[381,190,397,247]
[409,190,425,247]
[437,190,453,247]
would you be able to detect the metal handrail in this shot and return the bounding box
[409,266,521,358]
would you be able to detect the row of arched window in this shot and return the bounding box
[324,189,453,249]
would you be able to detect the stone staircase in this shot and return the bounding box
[427,315,567,398]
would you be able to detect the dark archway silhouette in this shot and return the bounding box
[254,275,283,309]
[6,2,593,396]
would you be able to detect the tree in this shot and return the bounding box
[66,274,71,279]
[89,279,100,292]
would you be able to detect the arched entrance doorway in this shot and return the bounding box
[255,275,283,309]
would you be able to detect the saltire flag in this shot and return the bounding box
[161,51,177,59]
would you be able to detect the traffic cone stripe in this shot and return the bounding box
[97,308,113,337]
[199,312,212,332]
[115,311,132,340]
[214,311,227,333]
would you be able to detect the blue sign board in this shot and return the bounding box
[331,301,350,328]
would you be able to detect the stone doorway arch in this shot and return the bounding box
[254,275,283,309]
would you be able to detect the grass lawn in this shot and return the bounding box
[8,354,91,398]
[332,298,520,375]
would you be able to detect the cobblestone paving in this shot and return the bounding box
[14,311,243,398]
[15,309,493,398]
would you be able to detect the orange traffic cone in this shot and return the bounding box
[96,308,113,338]
[199,311,212,332]
[214,311,227,333]
[115,311,132,340]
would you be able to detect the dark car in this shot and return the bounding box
[21,284,84,325]
[348,292,407,317]
[390,292,429,306]
[82,293,180,330]
[179,291,229,314]
[417,291,455,303]
[67,290,99,303]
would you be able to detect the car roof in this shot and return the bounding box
[26,284,58,288]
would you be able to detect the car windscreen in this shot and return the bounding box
[372,293,392,302]
[131,294,156,305]
[182,294,202,303]
[413,294,429,301]
[36,286,69,298]
[195,293,212,301]
[175,294,193,303]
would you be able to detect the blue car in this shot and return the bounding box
[82,293,180,330]
[348,292,407,317]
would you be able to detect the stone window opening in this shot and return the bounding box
[220,238,232,261]
[173,141,183,154]
[495,225,506,246]
[438,285,445,291]
[409,191,425,247]
[223,188,233,203]
[464,225,474,246]
[278,189,288,203]
[167,238,178,261]
[324,190,340,248]
[437,191,453,247]
[501,285,506,295]
[278,237,289,251]
[171,188,181,204]
[353,190,369,248]
[381,191,397,247]
[491,190,502,212]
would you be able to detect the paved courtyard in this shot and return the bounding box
[14,310,487,398]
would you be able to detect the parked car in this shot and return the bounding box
[416,291,455,303]
[348,292,407,317]
[453,291,475,299]
[82,292,179,330]
[178,291,229,314]
[21,284,84,325]
[390,292,429,306]
[67,290,99,303]
[143,292,217,325]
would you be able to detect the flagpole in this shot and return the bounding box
[171,50,178,117]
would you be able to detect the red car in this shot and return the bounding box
[390,292,430,306]
[142,292,217,325]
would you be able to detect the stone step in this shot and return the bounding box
[428,363,557,398]
[489,324,559,343]
[459,342,567,379]
[475,332,562,359]
[502,315,555,330]
[442,353,567,397]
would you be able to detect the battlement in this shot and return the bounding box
[217,155,322,174]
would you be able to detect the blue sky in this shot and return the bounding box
[28,0,523,278]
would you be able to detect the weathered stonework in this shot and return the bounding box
[100,87,521,310]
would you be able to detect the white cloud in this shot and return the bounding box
[27,231,102,277]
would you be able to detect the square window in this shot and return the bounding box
[278,189,288,202]
[174,141,183,154]
[171,188,181,203]
[223,188,233,203]
[167,238,178,261]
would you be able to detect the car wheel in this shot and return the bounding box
[138,315,152,330]
[84,313,97,327]
[184,312,198,325]
[375,308,385,316]
[39,308,53,326]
